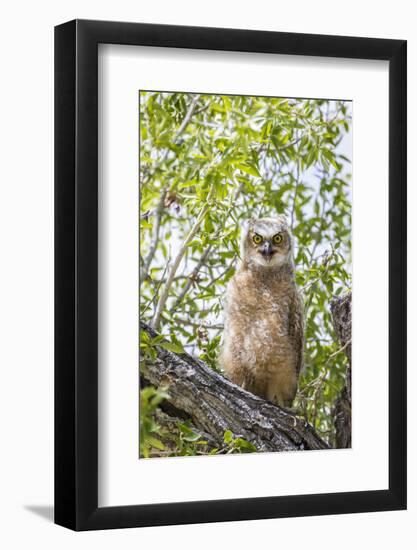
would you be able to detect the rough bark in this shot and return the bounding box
[140,321,329,453]
[330,292,352,449]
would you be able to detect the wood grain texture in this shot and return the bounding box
[140,321,329,452]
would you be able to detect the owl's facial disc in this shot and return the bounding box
[250,231,290,267]
[242,217,293,269]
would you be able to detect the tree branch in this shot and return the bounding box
[330,291,352,448]
[290,136,301,230]
[170,184,242,313]
[167,315,224,331]
[140,321,329,452]
[151,199,211,330]
[170,245,213,312]
[141,189,166,282]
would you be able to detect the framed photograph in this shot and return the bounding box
[55,19,406,531]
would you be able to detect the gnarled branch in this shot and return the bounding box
[331,291,352,448]
[140,321,329,453]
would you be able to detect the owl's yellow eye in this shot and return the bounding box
[252,234,263,245]
[273,233,283,245]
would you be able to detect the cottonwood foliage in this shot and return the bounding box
[140,91,352,456]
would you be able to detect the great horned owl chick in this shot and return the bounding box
[219,216,303,408]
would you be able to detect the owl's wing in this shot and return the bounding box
[289,289,304,377]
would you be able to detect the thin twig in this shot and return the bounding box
[171,246,213,312]
[141,260,170,316]
[200,259,237,290]
[326,338,352,362]
[276,135,303,151]
[170,183,243,313]
[169,316,224,331]
[290,163,300,230]
[193,101,210,115]
[151,192,212,330]
[290,133,301,230]
[141,189,166,281]
[309,192,328,261]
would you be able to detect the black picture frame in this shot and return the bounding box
[55,19,407,531]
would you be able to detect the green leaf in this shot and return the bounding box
[159,341,185,354]
[234,438,257,453]
[235,162,261,178]
[147,436,166,451]
[179,423,201,442]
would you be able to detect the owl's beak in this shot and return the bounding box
[260,241,273,260]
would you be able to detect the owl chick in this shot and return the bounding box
[219,216,303,408]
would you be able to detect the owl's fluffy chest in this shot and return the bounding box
[224,270,295,366]
[227,270,293,326]
[219,216,302,406]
